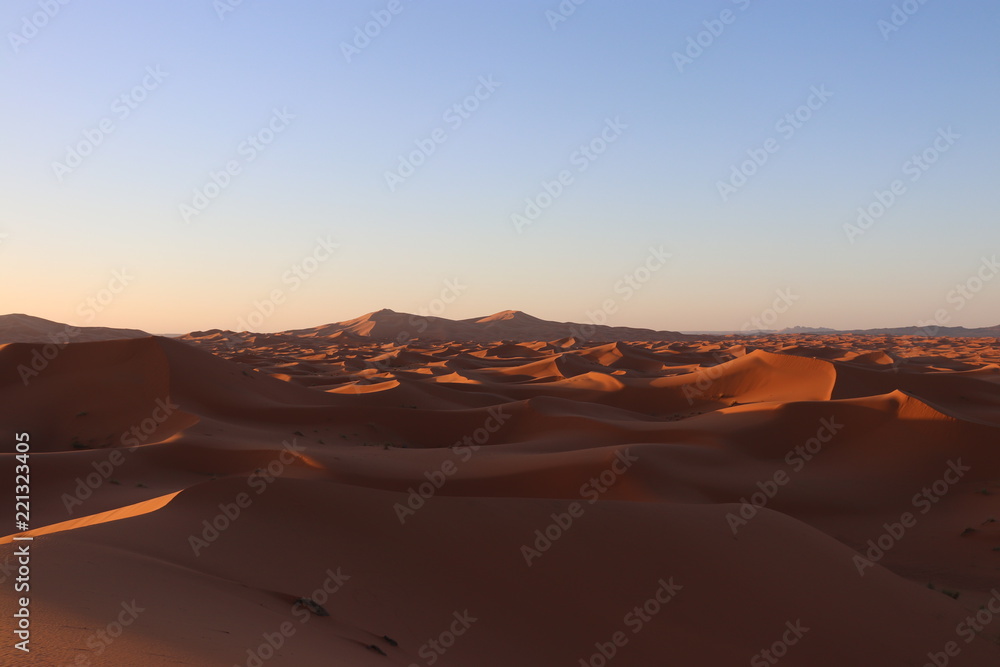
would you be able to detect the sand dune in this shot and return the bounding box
[2,319,1000,665]
[285,308,693,343]
[0,313,148,344]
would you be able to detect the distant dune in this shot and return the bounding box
[286,308,695,343]
[843,324,1000,337]
[692,324,1000,337]
[775,325,1000,337]
[0,313,149,343]
[777,325,839,334]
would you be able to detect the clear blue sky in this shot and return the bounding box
[2,0,998,333]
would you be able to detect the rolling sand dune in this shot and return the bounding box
[0,314,148,344]
[2,313,1000,665]
[288,308,693,343]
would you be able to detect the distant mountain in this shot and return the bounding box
[286,309,693,343]
[777,326,839,334]
[732,324,1000,338]
[0,314,149,344]
[842,325,1000,337]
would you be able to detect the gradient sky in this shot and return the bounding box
[2,0,998,333]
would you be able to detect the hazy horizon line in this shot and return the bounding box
[4,309,997,339]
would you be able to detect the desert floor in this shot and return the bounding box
[2,332,1000,665]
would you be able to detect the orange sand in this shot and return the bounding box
[1,313,999,665]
